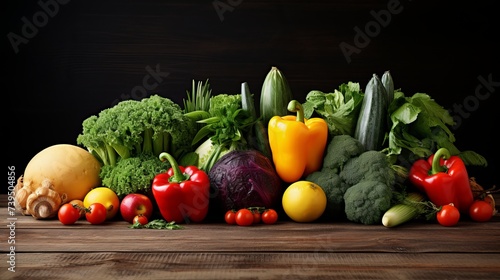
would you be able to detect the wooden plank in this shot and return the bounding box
[2,252,499,280]
[2,196,500,279]
[4,211,499,254]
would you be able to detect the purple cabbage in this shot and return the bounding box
[209,149,282,214]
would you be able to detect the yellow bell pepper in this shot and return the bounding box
[268,100,328,183]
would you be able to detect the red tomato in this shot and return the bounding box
[133,214,149,226]
[436,204,460,227]
[469,200,494,222]
[224,210,236,225]
[252,210,261,224]
[58,203,81,225]
[85,203,107,225]
[261,209,278,225]
[235,208,254,226]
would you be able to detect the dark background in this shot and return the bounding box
[4,0,498,193]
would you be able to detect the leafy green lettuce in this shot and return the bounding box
[384,91,487,167]
[303,82,364,136]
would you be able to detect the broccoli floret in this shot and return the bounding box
[100,153,170,197]
[343,180,393,224]
[140,95,197,157]
[339,150,395,188]
[306,171,347,219]
[322,135,365,172]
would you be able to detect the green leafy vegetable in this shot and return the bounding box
[208,93,242,117]
[130,219,183,230]
[302,82,364,136]
[384,91,487,166]
[191,94,256,172]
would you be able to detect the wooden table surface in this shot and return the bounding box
[1,194,499,280]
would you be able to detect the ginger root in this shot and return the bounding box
[14,176,31,216]
[22,179,65,219]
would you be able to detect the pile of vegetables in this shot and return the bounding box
[14,66,495,227]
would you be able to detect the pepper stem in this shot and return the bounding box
[430,148,451,175]
[159,152,188,183]
[287,100,305,123]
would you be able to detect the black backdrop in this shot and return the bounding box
[5,0,498,193]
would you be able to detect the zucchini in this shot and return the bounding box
[241,82,273,161]
[259,66,293,127]
[354,73,387,151]
[381,70,394,105]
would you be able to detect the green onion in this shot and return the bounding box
[183,79,212,113]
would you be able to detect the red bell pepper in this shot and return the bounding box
[152,152,210,223]
[409,147,473,214]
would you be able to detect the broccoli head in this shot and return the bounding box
[77,94,197,166]
[306,136,396,224]
[343,180,393,224]
[322,135,365,172]
[339,150,395,188]
[306,170,347,219]
[100,153,170,197]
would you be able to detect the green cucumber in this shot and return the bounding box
[259,66,293,127]
[241,82,273,161]
[354,73,387,151]
[381,70,394,105]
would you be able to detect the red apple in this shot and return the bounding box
[120,193,153,223]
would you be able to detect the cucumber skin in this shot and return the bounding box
[259,67,293,127]
[354,74,387,151]
[381,71,394,105]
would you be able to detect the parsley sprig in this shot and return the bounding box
[129,219,183,230]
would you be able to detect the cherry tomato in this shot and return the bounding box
[133,214,149,226]
[469,200,494,222]
[261,209,278,225]
[235,208,254,226]
[85,203,107,225]
[224,210,236,225]
[58,203,81,225]
[252,209,261,224]
[436,204,460,227]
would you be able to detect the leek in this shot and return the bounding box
[382,192,425,227]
